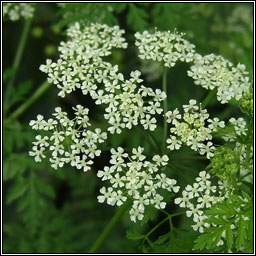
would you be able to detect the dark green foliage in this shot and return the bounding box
[3,2,253,254]
[127,4,149,32]
[6,80,33,113]
[193,192,253,252]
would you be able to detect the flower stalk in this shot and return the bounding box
[5,80,51,125]
[89,201,131,253]
[4,18,33,117]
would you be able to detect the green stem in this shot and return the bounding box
[4,80,51,125]
[4,18,33,117]
[201,88,217,109]
[143,216,169,243]
[162,67,168,153]
[88,201,131,253]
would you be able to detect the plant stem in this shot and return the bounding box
[88,201,131,253]
[201,88,217,109]
[4,18,33,117]
[4,80,51,125]
[162,67,168,153]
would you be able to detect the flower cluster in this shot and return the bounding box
[97,147,179,222]
[3,3,35,21]
[39,22,127,98]
[135,29,196,68]
[208,146,239,180]
[220,116,253,184]
[40,23,166,133]
[165,99,225,159]
[175,171,230,235]
[97,70,166,134]
[222,117,247,142]
[187,54,251,104]
[29,105,107,171]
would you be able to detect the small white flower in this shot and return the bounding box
[166,108,181,124]
[199,142,215,159]
[167,136,182,150]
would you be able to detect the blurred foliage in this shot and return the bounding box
[3,2,253,253]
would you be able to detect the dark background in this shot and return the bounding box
[3,2,253,253]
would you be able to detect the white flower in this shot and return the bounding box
[132,146,146,161]
[151,194,166,209]
[166,108,181,124]
[152,155,169,166]
[49,156,65,169]
[174,190,191,208]
[110,173,126,188]
[167,136,182,150]
[188,53,251,104]
[3,3,35,21]
[29,145,46,162]
[97,187,114,205]
[135,29,195,68]
[195,171,210,185]
[192,215,209,233]
[97,166,115,181]
[76,155,93,172]
[208,117,225,131]
[140,114,157,131]
[186,204,203,218]
[133,193,150,211]
[199,142,215,159]
[29,114,46,130]
[32,135,49,147]
[129,206,144,223]
[30,105,106,171]
[111,190,127,206]
[97,147,179,222]
[183,99,198,113]
[185,183,204,198]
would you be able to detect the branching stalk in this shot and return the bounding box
[4,18,33,117]
[4,80,51,125]
[201,88,217,109]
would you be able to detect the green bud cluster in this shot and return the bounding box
[208,146,238,180]
[240,88,253,116]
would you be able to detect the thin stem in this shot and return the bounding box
[88,201,131,253]
[162,67,168,153]
[147,216,169,237]
[4,18,33,117]
[4,80,51,125]
[201,88,217,109]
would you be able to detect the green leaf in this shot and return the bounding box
[226,224,233,250]
[113,3,127,13]
[127,3,148,32]
[35,178,55,199]
[6,80,33,112]
[6,177,27,204]
[126,231,145,240]
[3,67,16,83]
[236,217,246,250]
[155,233,170,244]
[193,226,225,251]
[205,216,227,225]
[140,204,158,226]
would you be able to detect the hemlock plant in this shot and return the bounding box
[28,22,253,253]
[3,3,253,254]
